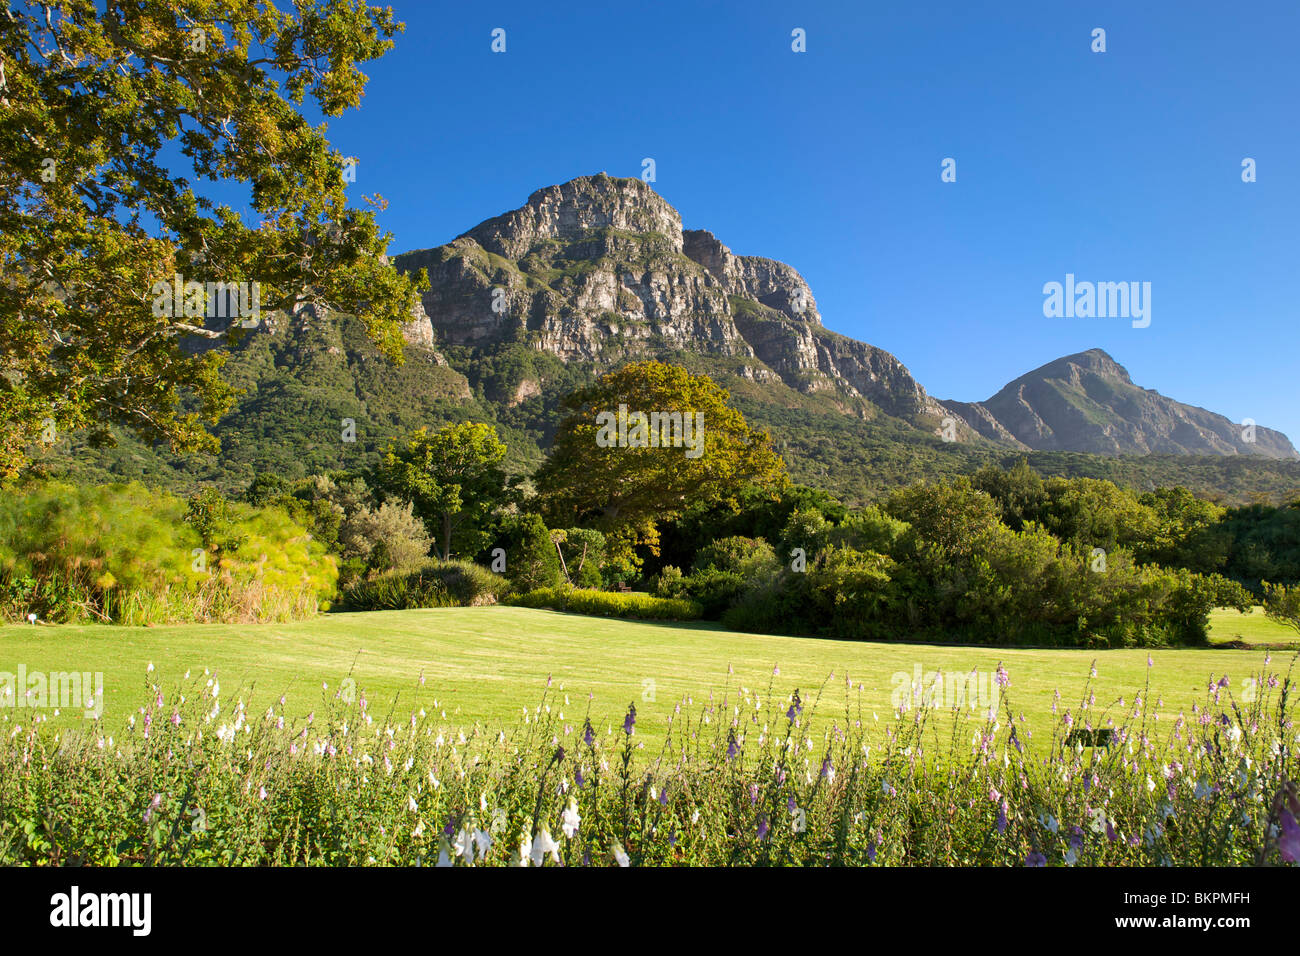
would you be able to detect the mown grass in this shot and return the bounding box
[1,606,1289,741]
[1209,606,1300,648]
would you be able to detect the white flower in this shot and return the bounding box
[562,799,581,839]
[1064,847,1078,866]
[436,837,454,867]
[407,795,418,813]
[412,819,425,839]
[611,843,630,867]
[530,828,560,866]
[473,829,491,860]
[454,827,475,864]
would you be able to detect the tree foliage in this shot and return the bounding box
[376,423,513,561]
[1,0,427,479]
[536,361,787,540]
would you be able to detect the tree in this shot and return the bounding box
[1,1,427,479]
[971,458,1047,531]
[376,423,512,560]
[536,362,787,545]
[1264,582,1300,633]
[501,513,561,592]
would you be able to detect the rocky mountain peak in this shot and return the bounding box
[460,173,683,259]
[1036,348,1134,386]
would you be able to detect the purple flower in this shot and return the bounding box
[786,690,803,723]
[1279,806,1300,863]
[582,720,594,747]
[757,815,769,840]
[787,795,797,812]
[866,839,878,863]
[623,705,636,736]
[1026,851,1047,867]
[726,732,739,761]
[996,802,1008,834]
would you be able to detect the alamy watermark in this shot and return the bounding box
[1043,273,1150,328]
[595,405,705,459]
[890,664,1001,711]
[150,274,261,327]
[0,665,103,718]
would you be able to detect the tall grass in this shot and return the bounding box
[0,481,336,625]
[2,656,1296,866]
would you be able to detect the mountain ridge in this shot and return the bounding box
[392,174,1295,461]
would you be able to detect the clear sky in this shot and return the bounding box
[300,0,1299,442]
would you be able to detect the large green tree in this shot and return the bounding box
[1,0,427,479]
[536,361,787,545]
[376,422,513,561]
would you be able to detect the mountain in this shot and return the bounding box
[942,349,1296,459]
[47,174,1300,505]
[393,173,947,427]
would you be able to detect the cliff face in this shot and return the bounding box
[941,349,1297,459]
[393,173,945,427]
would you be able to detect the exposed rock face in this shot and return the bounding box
[682,230,820,324]
[463,174,684,259]
[393,174,941,427]
[941,349,1297,459]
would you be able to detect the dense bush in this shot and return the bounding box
[723,490,1254,647]
[341,559,504,611]
[0,482,336,624]
[508,586,702,620]
[339,500,432,574]
[691,535,779,577]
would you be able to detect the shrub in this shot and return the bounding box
[507,587,702,620]
[339,500,431,574]
[650,565,686,599]
[342,559,503,611]
[692,535,779,577]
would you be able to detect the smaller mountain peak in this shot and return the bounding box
[1036,348,1132,384]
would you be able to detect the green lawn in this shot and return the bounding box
[1208,606,1300,647]
[2,607,1293,742]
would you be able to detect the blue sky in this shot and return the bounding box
[297,0,1298,441]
